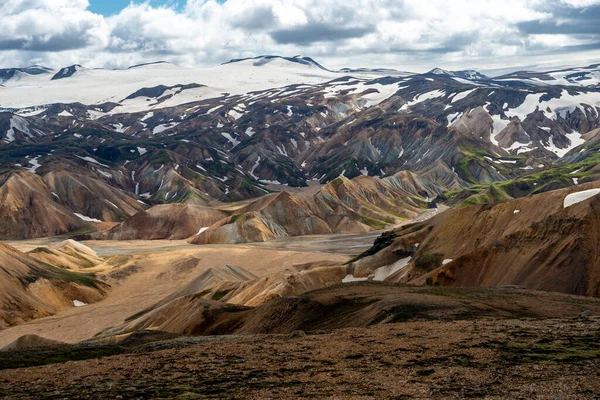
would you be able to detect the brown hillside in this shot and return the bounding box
[192,175,426,244]
[351,181,600,297]
[98,204,227,240]
[0,242,108,329]
[0,171,86,239]
[43,170,144,222]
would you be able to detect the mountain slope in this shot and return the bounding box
[350,181,600,297]
[191,175,427,244]
[0,171,88,239]
[0,58,597,238]
[0,242,108,328]
[99,204,228,240]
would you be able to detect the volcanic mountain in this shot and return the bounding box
[0,168,143,239]
[191,175,427,244]
[350,181,600,297]
[0,57,598,237]
[0,170,87,239]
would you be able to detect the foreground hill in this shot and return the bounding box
[351,181,600,297]
[191,175,427,244]
[2,314,599,398]
[95,281,600,340]
[0,242,108,328]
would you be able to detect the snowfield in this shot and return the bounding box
[563,189,600,208]
[0,58,382,113]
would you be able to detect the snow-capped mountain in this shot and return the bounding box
[0,65,53,84]
[0,55,599,238]
[428,68,489,80]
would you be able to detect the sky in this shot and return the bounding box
[1,0,600,74]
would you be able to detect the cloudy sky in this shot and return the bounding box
[1,0,600,73]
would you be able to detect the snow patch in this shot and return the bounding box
[564,189,600,208]
[451,89,477,103]
[372,257,411,281]
[342,274,369,283]
[221,132,240,147]
[74,213,103,222]
[25,156,42,173]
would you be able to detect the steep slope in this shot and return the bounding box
[191,175,426,244]
[0,59,598,212]
[350,182,600,297]
[0,242,108,328]
[0,171,87,239]
[43,169,144,223]
[99,204,228,240]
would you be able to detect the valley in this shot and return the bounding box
[1,55,600,399]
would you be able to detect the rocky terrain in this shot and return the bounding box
[1,56,600,399]
[191,175,426,244]
[0,284,599,399]
[350,181,600,297]
[0,57,598,238]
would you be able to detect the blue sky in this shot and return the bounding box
[88,1,184,16]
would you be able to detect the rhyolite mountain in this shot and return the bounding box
[0,56,599,238]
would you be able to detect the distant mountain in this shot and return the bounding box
[0,65,53,83]
[338,67,413,77]
[428,68,489,80]
[51,64,85,80]
[0,56,597,238]
[127,61,172,69]
[191,175,426,244]
[223,55,329,71]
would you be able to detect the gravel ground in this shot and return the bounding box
[1,317,599,399]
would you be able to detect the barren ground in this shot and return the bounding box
[0,245,348,347]
[0,317,598,399]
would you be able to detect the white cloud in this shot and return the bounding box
[0,0,108,52]
[0,0,598,72]
[560,0,600,6]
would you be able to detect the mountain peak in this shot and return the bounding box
[427,68,488,80]
[51,64,85,80]
[127,61,173,70]
[223,55,329,71]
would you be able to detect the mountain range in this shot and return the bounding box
[0,55,598,240]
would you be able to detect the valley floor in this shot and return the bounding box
[0,245,349,347]
[0,317,598,399]
[5,231,381,256]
